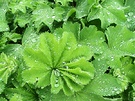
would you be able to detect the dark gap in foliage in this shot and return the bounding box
[15,25,26,35]
[69,0,76,7]
[122,83,133,101]
[99,0,102,3]
[89,56,95,62]
[104,34,108,44]
[6,11,14,24]
[48,0,55,3]
[39,24,50,33]
[104,94,121,99]
[104,67,111,74]
[87,19,104,31]
[67,11,78,22]
[109,23,117,27]
[52,20,64,31]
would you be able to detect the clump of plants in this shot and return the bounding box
[0,0,135,101]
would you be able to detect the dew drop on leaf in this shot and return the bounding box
[52,15,55,19]
[54,83,59,87]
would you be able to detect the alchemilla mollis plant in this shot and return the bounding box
[0,0,135,101]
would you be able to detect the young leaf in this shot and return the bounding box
[5,88,37,101]
[0,53,17,84]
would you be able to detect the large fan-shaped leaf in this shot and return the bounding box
[22,32,94,95]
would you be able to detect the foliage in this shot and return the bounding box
[0,0,135,100]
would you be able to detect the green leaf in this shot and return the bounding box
[79,26,106,54]
[92,57,109,77]
[32,4,54,28]
[0,1,9,32]
[5,88,37,101]
[0,53,17,84]
[10,94,23,101]
[0,81,5,94]
[63,22,80,40]
[51,70,63,94]
[88,74,123,96]
[87,0,126,28]
[9,0,33,13]
[22,27,39,48]
[3,32,22,42]
[23,32,94,95]
[76,0,96,18]
[105,25,135,57]
[53,7,65,22]
[1,44,23,60]
[125,1,135,30]
[0,97,7,101]
[15,12,31,27]
[37,87,110,101]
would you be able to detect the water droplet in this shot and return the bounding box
[65,66,69,69]
[55,79,58,83]
[62,62,66,64]
[77,44,82,47]
[41,87,44,89]
[128,12,133,16]
[35,60,38,63]
[54,69,60,76]
[31,39,36,43]
[97,58,101,61]
[127,18,131,22]
[54,83,59,87]
[68,47,71,49]
[117,7,121,10]
[110,56,114,61]
[107,12,110,15]
[52,15,55,19]
[125,15,128,17]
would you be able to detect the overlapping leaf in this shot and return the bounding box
[32,4,65,28]
[22,32,94,95]
[9,0,33,13]
[0,1,9,32]
[88,74,124,96]
[87,0,126,28]
[5,88,37,101]
[105,25,135,57]
[37,86,112,101]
